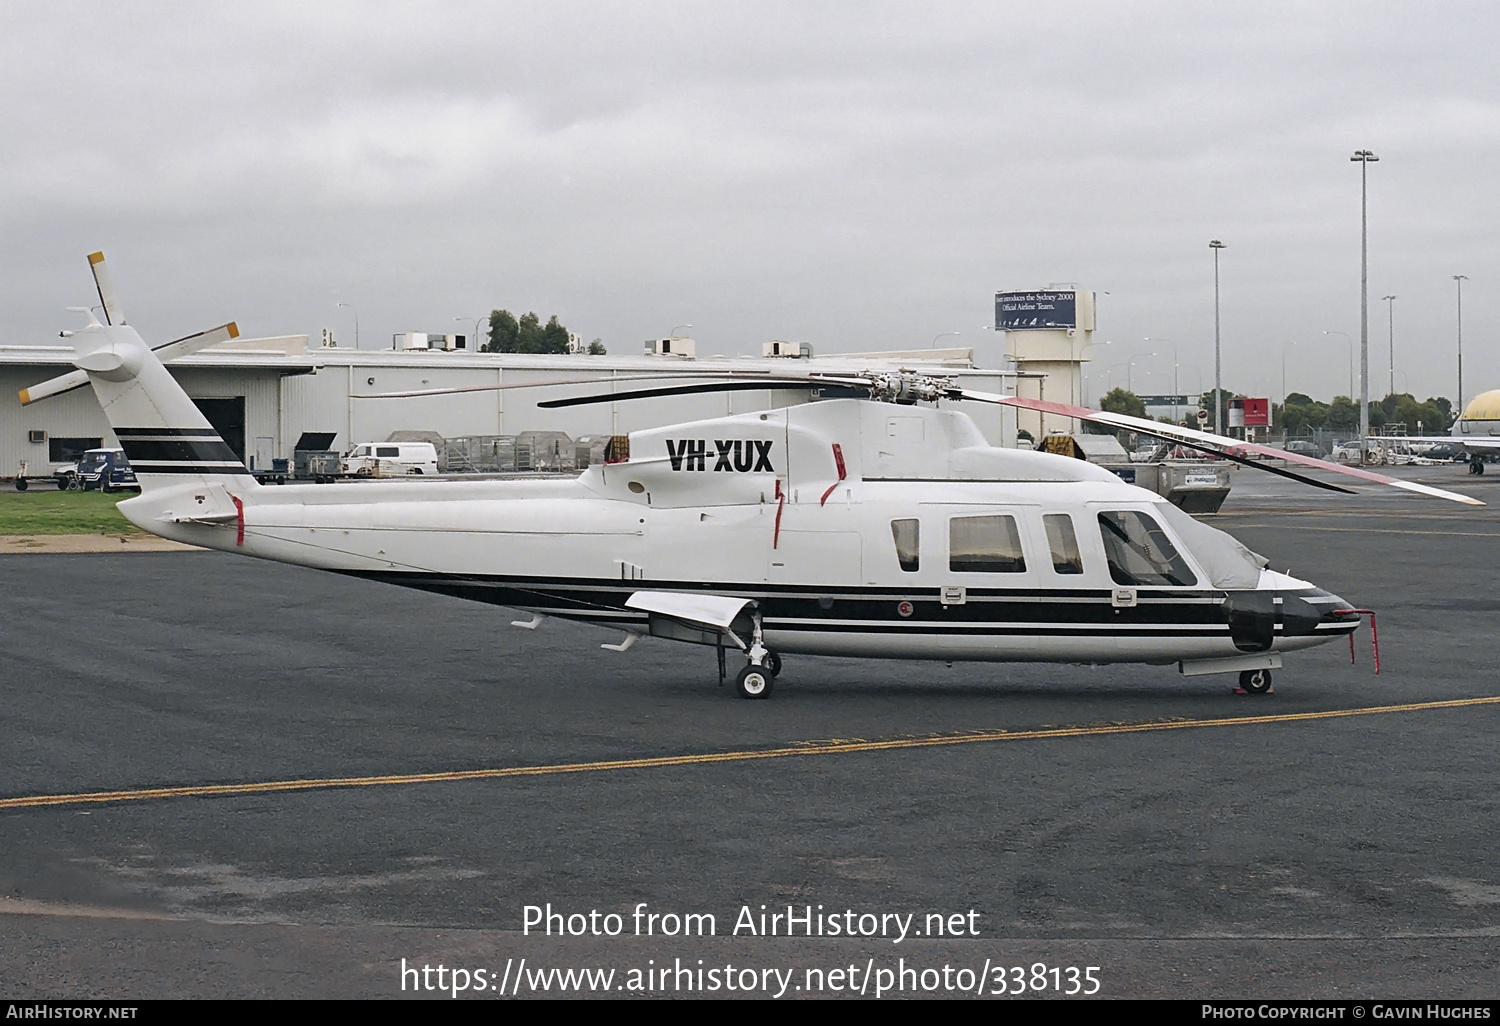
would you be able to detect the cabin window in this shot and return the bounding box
[376,446,400,457]
[1043,514,1084,575]
[1097,510,1197,587]
[949,515,1026,573]
[890,519,920,572]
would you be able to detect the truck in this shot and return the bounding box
[75,448,139,493]
[338,442,439,478]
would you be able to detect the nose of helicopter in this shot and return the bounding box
[1279,587,1361,638]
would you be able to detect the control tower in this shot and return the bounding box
[996,287,1095,440]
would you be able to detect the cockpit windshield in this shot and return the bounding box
[1097,510,1197,587]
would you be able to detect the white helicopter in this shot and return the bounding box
[27,255,1482,699]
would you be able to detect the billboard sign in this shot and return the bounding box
[1242,397,1270,427]
[996,290,1077,331]
[1227,397,1271,428]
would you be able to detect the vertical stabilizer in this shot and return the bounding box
[70,321,257,495]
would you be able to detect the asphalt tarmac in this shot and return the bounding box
[2,463,1498,999]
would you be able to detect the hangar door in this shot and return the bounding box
[190,397,246,465]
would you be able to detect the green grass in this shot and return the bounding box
[0,489,143,535]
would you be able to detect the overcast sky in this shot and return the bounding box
[3,1,1497,406]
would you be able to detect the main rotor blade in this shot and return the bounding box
[20,321,239,406]
[357,370,816,399]
[88,251,125,326]
[538,378,836,408]
[356,369,873,400]
[960,390,1485,506]
[1150,436,1356,494]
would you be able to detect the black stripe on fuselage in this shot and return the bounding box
[115,427,225,437]
[333,570,1359,639]
[131,465,251,475]
[118,438,241,463]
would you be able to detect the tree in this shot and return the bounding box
[1429,396,1454,428]
[1099,387,1146,419]
[516,312,543,352]
[540,315,570,353]
[1282,398,1328,434]
[587,339,607,355]
[1327,395,1359,433]
[483,310,519,353]
[482,309,573,354]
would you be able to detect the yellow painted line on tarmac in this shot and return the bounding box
[4,695,1500,812]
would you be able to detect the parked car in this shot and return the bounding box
[75,448,139,492]
[1281,440,1326,459]
[1421,442,1465,462]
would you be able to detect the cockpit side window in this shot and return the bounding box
[949,514,1026,573]
[1043,514,1084,575]
[1097,510,1197,587]
[890,519,920,572]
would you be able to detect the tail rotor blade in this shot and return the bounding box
[20,322,238,407]
[19,369,88,406]
[88,252,125,326]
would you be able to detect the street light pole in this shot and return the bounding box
[1209,240,1226,435]
[1324,330,1353,400]
[1281,342,1297,434]
[1381,295,1396,397]
[931,331,961,349]
[1454,275,1468,413]
[336,302,360,350]
[1351,149,1379,461]
[1144,337,1178,421]
[1127,352,1155,394]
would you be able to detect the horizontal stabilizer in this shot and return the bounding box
[626,591,756,630]
[20,322,239,406]
[157,482,241,525]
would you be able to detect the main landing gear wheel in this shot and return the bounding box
[1237,669,1273,695]
[736,664,773,700]
[1471,458,1486,476]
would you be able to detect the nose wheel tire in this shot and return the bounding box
[736,665,773,700]
[765,649,782,678]
[1237,669,1273,695]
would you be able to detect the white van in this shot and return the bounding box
[340,442,440,478]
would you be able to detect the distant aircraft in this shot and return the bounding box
[1451,390,1500,474]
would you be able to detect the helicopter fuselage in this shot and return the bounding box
[117,400,1358,668]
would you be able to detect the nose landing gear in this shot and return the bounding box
[1235,668,1274,695]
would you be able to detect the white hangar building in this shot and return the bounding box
[0,336,1039,477]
